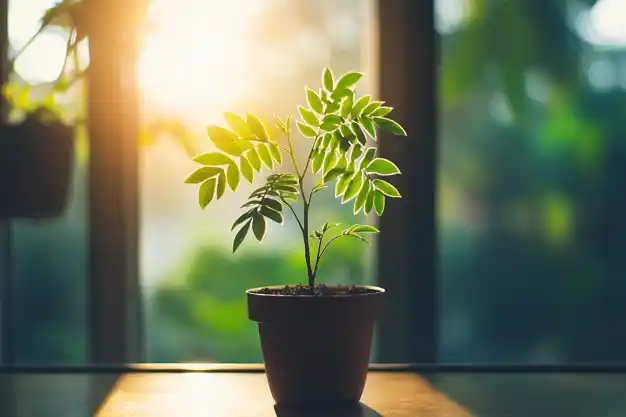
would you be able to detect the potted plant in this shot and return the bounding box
[0,0,85,218]
[0,105,74,218]
[185,68,406,407]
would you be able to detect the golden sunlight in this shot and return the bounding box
[138,0,254,114]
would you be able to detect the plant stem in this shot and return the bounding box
[285,124,316,291]
[302,200,314,291]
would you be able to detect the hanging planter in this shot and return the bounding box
[0,112,74,218]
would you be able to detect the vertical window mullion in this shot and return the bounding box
[87,0,142,364]
[375,0,438,363]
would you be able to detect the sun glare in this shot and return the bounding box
[138,0,253,115]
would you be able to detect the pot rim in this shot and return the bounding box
[246,284,385,298]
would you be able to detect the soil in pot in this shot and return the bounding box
[247,284,384,407]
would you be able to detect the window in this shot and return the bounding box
[139,0,378,362]
[438,0,626,363]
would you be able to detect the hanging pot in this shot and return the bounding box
[0,115,74,218]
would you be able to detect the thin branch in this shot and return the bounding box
[319,234,346,261]
[285,129,302,180]
[280,197,304,234]
[300,131,322,182]
[312,232,325,278]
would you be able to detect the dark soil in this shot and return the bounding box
[253,284,375,296]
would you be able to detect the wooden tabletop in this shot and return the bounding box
[1,369,625,416]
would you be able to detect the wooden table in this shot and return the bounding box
[1,366,625,416]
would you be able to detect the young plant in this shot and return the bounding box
[186,68,406,291]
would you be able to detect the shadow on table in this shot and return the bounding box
[274,402,382,417]
[0,373,120,417]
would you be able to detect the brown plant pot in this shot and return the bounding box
[0,118,74,218]
[247,285,384,407]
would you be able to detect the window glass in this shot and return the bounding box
[140,0,377,362]
[438,0,626,363]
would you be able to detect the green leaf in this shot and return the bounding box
[362,101,384,116]
[345,232,371,245]
[216,171,226,199]
[306,88,324,114]
[323,150,338,175]
[324,168,344,183]
[234,139,255,151]
[339,135,352,151]
[298,106,319,126]
[232,209,255,230]
[336,72,363,90]
[233,221,251,253]
[297,121,317,138]
[240,157,254,183]
[274,114,288,136]
[311,183,327,194]
[199,177,217,209]
[241,200,263,209]
[351,122,367,146]
[274,184,299,194]
[335,154,347,170]
[224,112,251,137]
[257,144,273,168]
[262,198,283,212]
[185,167,222,184]
[312,149,326,174]
[193,152,233,166]
[365,190,375,214]
[247,148,262,172]
[360,147,376,169]
[323,68,334,91]
[323,222,340,232]
[371,106,393,117]
[246,114,269,141]
[285,115,292,133]
[227,163,240,191]
[343,171,364,203]
[321,120,340,132]
[352,95,371,117]
[329,133,341,151]
[349,145,364,162]
[340,93,354,118]
[252,212,266,241]
[324,115,342,125]
[350,224,380,234]
[260,205,284,224]
[373,117,407,136]
[251,190,280,200]
[335,171,355,197]
[331,88,353,101]
[360,117,376,139]
[281,192,299,202]
[373,190,385,216]
[207,126,242,156]
[321,133,333,148]
[339,124,353,140]
[269,143,282,165]
[373,179,401,197]
[366,158,401,176]
[326,101,341,113]
[353,181,370,214]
